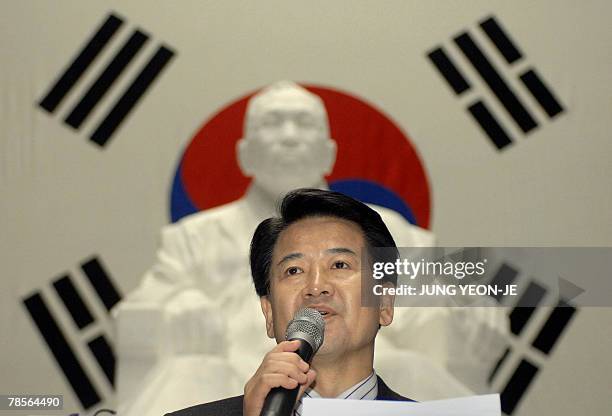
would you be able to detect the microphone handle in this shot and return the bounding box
[259,339,314,416]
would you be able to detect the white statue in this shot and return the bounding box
[114,82,506,414]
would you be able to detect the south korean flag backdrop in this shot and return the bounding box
[2,1,611,415]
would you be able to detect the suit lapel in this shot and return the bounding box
[375,376,414,402]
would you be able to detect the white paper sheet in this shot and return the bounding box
[302,394,500,416]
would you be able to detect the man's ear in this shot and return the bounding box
[379,282,395,327]
[260,296,275,338]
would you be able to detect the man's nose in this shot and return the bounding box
[302,267,334,298]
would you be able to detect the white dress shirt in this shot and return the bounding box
[293,371,378,416]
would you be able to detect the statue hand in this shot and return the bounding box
[164,288,227,355]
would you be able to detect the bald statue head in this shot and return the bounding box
[237,81,337,198]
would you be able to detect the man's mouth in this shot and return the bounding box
[309,305,336,318]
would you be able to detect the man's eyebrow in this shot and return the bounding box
[276,248,357,266]
[325,247,357,256]
[277,253,303,266]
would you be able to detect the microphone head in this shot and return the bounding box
[285,308,325,353]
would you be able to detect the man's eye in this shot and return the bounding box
[286,266,302,276]
[332,261,349,269]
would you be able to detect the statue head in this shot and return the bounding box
[237,81,337,197]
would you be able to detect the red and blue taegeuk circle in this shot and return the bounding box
[170,85,432,229]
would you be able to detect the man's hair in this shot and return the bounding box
[250,188,398,297]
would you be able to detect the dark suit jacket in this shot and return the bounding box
[166,376,412,416]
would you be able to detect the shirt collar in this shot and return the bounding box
[294,370,378,416]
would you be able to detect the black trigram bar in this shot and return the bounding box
[88,335,116,387]
[455,32,538,134]
[532,299,577,354]
[65,30,149,129]
[53,274,95,330]
[500,359,539,415]
[23,293,101,409]
[488,346,511,384]
[480,16,523,64]
[488,263,519,301]
[468,101,513,150]
[39,14,123,113]
[80,257,121,311]
[427,47,471,95]
[520,69,564,118]
[90,45,175,147]
[509,280,547,336]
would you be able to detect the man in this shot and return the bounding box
[167,188,412,416]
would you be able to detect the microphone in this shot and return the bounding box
[260,308,325,416]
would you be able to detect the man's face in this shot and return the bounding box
[239,89,336,195]
[260,216,393,359]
